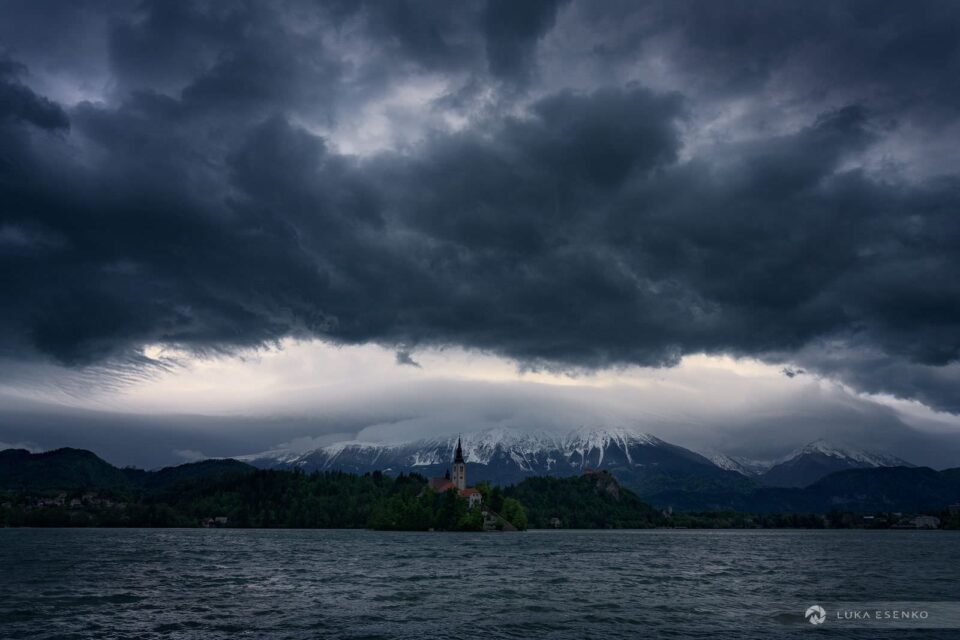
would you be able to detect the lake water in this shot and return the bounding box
[1,529,958,639]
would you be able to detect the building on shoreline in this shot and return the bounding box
[428,437,483,508]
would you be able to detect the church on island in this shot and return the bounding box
[428,437,483,508]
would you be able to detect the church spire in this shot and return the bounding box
[452,436,466,490]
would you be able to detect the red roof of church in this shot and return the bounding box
[459,488,480,497]
[429,477,455,492]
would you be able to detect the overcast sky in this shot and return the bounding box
[1,1,960,468]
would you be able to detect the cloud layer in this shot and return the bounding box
[2,1,960,411]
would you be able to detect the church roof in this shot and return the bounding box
[459,488,480,497]
[429,477,455,493]
[453,436,465,464]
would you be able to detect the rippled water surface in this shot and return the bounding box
[1,528,959,639]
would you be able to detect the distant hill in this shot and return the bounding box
[705,440,916,488]
[122,459,255,491]
[0,448,254,492]
[802,466,960,512]
[647,465,960,513]
[757,440,913,488]
[503,471,664,528]
[0,448,133,491]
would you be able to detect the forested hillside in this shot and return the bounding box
[504,471,665,528]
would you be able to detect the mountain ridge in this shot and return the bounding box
[758,439,914,488]
[241,428,916,492]
[1,443,954,515]
[0,448,254,492]
[648,465,960,513]
[702,439,915,488]
[242,427,758,497]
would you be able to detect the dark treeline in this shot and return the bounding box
[660,510,960,529]
[2,460,957,531]
[0,469,528,531]
[0,465,667,531]
[666,511,832,529]
[369,480,527,531]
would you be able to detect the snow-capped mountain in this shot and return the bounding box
[241,427,751,496]
[704,452,772,477]
[777,440,908,467]
[757,439,913,488]
[241,431,913,494]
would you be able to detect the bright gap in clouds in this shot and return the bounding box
[113,340,799,414]
[0,340,946,464]
[2,340,960,467]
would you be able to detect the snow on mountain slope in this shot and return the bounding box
[704,452,772,477]
[777,439,909,467]
[758,439,914,488]
[703,439,911,481]
[241,430,912,493]
[240,426,734,493]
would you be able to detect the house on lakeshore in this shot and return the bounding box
[202,516,229,528]
[428,437,483,508]
[910,515,940,529]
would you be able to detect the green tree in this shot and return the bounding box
[501,497,528,530]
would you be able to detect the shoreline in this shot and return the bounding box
[2,524,956,532]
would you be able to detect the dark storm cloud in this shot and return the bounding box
[483,0,567,81]
[579,1,960,109]
[109,2,343,117]
[334,0,566,80]
[0,58,69,130]
[2,1,960,411]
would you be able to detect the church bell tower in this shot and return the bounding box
[452,436,466,490]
